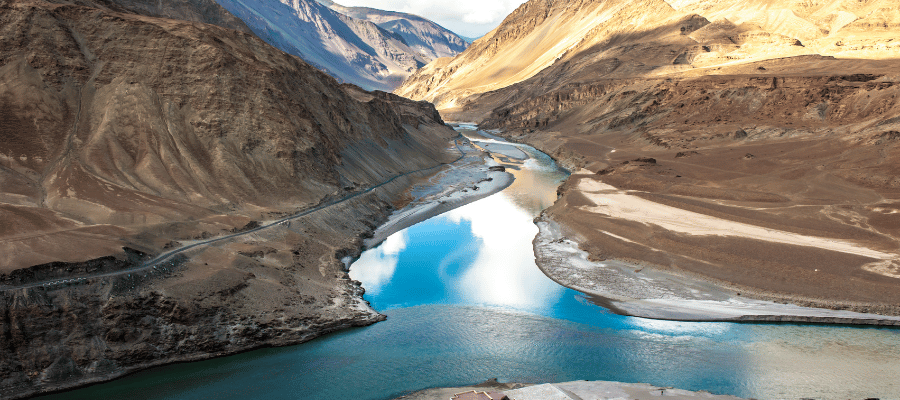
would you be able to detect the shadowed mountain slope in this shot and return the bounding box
[215,0,466,91]
[317,0,468,61]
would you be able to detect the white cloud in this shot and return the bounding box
[441,193,565,310]
[332,0,527,37]
[348,231,407,295]
[379,230,407,255]
[460,2,516,25]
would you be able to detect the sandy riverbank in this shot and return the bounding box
[433,128,900,324]
[534,182,900,326]
[363,137,514,249]
[457,121,900,322]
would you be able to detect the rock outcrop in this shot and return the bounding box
[0,0,458,397]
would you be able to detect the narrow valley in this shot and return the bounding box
[3,0,900,399]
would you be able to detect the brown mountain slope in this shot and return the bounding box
[397,0,706,107]
[396,0,900,109]
[0,0,454,269]
[47,0,255,32]
[397,0,900,316]
[0,0,458,397]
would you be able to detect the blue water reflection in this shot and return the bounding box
[348,138,746,337]
[352,137,573,316]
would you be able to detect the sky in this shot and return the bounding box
[334,0,528,38]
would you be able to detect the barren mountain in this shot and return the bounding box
[398,0,900,315]
[215,0,466,91]
[0,0,459,397]
[397,0,900,108]
[317,0,468,61]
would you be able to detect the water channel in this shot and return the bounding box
[40,128,900,400]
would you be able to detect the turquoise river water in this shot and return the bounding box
[39,129,900,400]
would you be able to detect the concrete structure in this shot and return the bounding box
[450,390,509,400]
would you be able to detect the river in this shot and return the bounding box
[39,127,900,400]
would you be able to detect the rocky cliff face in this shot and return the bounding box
[395,0,900,315]
[0,0,457,397]
[215,0,466,92]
